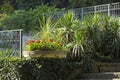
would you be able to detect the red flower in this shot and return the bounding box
[49,39,54,43]
[26,40,34,45]
[35,40,41,43]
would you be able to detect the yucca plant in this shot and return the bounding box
[66,29,95,71]
[56,11,81,43]
[72,30,85,57]
[31,16,57,40]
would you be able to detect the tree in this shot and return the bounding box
[0,1,14,14]
[0,5,60,33]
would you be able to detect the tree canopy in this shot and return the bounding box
[0,0,119,13]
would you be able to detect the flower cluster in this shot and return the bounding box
[25,39,64,51]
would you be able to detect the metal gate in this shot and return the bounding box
[0,29,22,58]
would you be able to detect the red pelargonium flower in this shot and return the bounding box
[49,39,54,43]
[35,40,41,43]
[26,40,35,45]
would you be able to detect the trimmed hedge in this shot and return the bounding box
[0,58,81,80]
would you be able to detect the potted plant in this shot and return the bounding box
[23,14,74,58]
[23,37,67,58]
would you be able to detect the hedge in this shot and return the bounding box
[0,58,82,80]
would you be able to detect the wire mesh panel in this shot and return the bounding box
[0,29,22,58]
[83,6,95,18]
[52,11,63,18]
[74,8,82,16]
[84,6,94,13]
[53,10,68,18]
[96,4,108,12]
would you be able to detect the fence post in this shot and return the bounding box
[20,29,23,59]
[81,8,84,20]
[94,6,96,13]
[108,4,110,16]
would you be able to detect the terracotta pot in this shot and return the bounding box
[23,50,67,58]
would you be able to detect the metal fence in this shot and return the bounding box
[54,2,120,19]
[0,29,23,58]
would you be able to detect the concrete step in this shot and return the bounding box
[75,72,120,79]
[75,78,120,80]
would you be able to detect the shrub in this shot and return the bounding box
[84,14,120,58]
[0,58,81,80]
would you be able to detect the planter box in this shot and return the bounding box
[23,50,67,58]
[97,62,120,72]
[76,62,120,73]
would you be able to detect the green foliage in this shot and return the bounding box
[16,0,45,10]
[0,58,81,80]
[0,0,119,12]
[0,1,14,14]
[0,59,19,79]
[0,14,6,21]
[25,39,65,51]
[0,49,13,59]
[35,16,56,39]
[64,13,120,63]
[68,0,87,8]
[72,30,85,57]
[0,10,31,32]
[26,42,41,51]
[25,15,67,51]
[56,11,80,43]
[84,14,120,58]
[0,5,60,33]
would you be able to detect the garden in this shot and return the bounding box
[0,11,120,79]
[0,0,120,79]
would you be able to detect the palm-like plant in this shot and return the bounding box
[72,30,85,57]
[31,16,57,40]
[56,11,80,43]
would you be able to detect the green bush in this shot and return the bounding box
[0,5,60,33]
[0,58,81,80]
[84,14,120,58]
